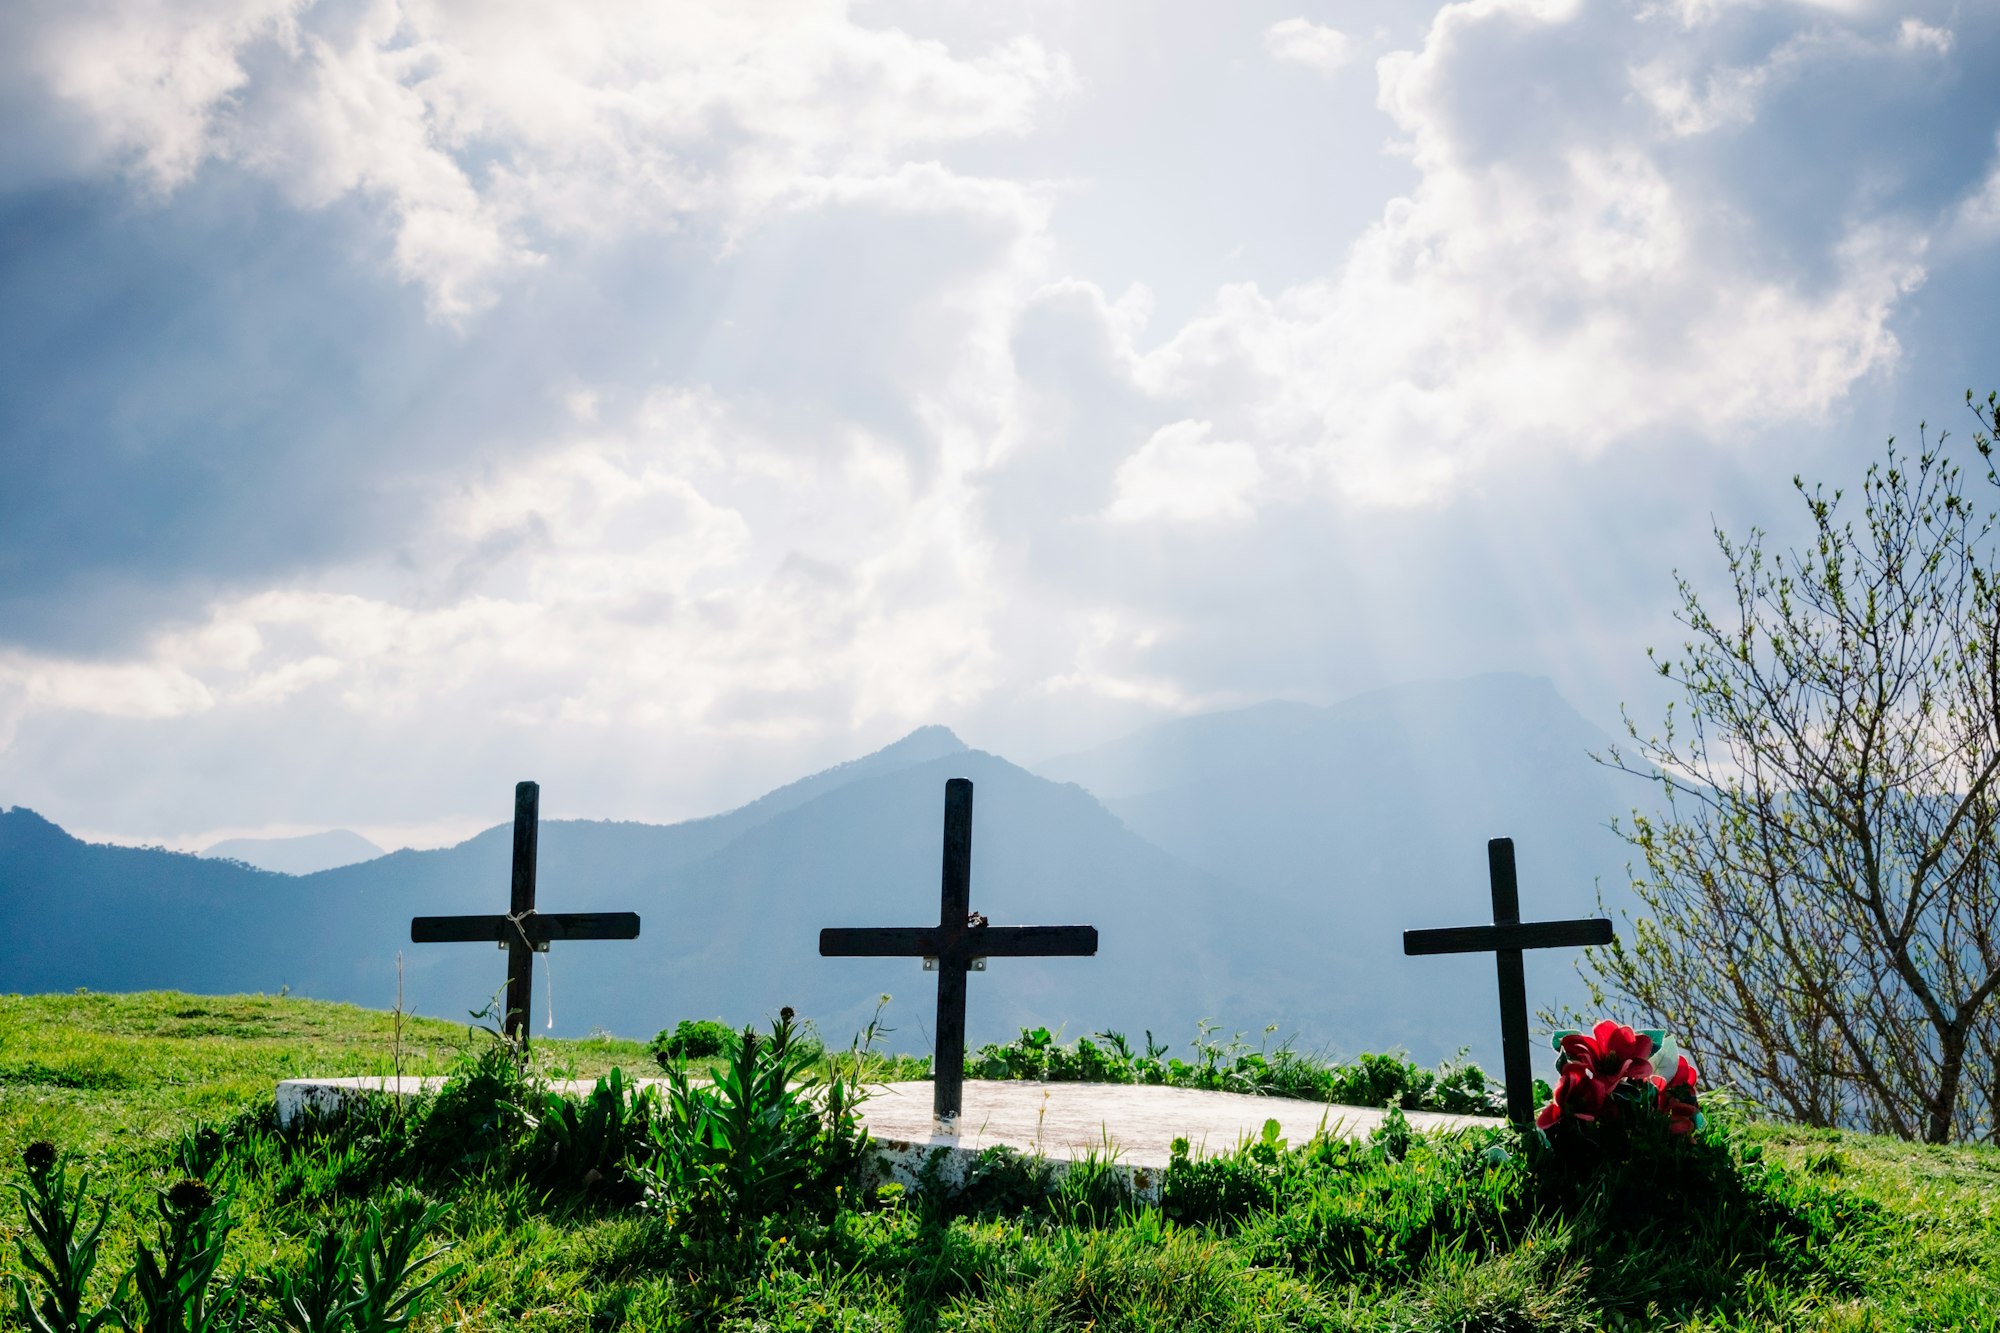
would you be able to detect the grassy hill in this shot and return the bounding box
[3,992,1998,1330]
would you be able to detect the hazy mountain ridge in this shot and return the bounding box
[8,675,1655,1067]
[1038,674,1638,915]
[6,806,293,998]
[1036,673,1657,1058]
[11,725,1282,1048]
[202,829,385,875]
[582,746,1311,1048]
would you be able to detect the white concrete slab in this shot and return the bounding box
[856,1081,1501,1200]
[274,1076,1503,1203]
[278,1075,599,1128]
[277,1075,446,1127]
[858,1080,1494,1169]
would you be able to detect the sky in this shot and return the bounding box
[3,0,1999,852]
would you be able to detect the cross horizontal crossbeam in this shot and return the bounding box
[1403,918,1611,956]
[411,912,641,947]
[819,924,1097,959]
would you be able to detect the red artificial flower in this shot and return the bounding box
[1557,1020,1656,1087]
[1650,1055,1700,1135]
[1536,1063,1615,1129]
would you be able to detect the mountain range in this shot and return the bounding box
[6,673,1660,1069]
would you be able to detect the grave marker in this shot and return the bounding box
[410,781,640,1045]
[819,777,1098,1129]
[1403,837,1613,1127]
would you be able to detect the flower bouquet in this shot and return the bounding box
[1535,1020,1702,1140]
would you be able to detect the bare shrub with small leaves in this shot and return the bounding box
[1586,392,2000,1144]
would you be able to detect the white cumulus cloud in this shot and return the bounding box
[9,0,1072,317]
[1263,17,1355,74]
[0,0,1988,842]
[1040,0,1934,507]
[1104,420,1263,524]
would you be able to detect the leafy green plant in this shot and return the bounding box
[1090,1029,1174,1083]
[1430,1050,1505,1115]
[515,1066,657,1199]
[969,1024,1059,1080]
[338,1191,461,1333]
[270,1188,459,1333]
[637,1008,869,1244]
[1159,1134,1280,1227]
[1326,1052,1432,1110]
[1371,1107,1414,1162]
[173,1126,230,1187]
[968,1022,1505,1114]
[943,1145,1059,1219]
[649,1019,737,1068]
[409,1040,531,1182]
[126,1177,241,1333]
[11,1142,121,1333]
[270,1230,352,1333]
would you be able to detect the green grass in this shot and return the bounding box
[3,991,1997,1330]
[0,991,646,1171]
[965,1023,1508,1114]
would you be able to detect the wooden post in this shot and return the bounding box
[505,780,540,1044]
[932,779,973,1125]
[1487,839,1534,1128]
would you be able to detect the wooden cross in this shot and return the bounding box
[1403,837,1613,1127]
[410,781,640,1046]
[819,777,1098,1129]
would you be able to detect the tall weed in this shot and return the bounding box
[635,1009,870,1249]
[514,1066,656,1200]
[10,1143,120,1333]
[124,1178,241,1333]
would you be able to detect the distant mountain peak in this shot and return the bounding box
[751,725,968,798]
[652,723,969,845]
[201,829,386,876]
[877,724,967,758]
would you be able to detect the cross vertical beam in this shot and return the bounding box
[1487,839,1532,1129]
[505,780,540,1043]
[1403,837,1613,1127]
[819,777,1098,1130]
[932,778,973,1129]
